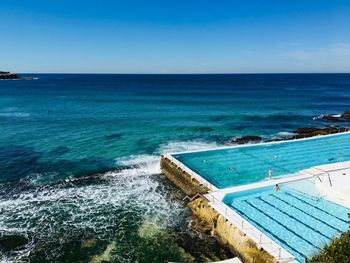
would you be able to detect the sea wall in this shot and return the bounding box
[188,197,274,263]
[160,156,275,263]
[160,156,209,196]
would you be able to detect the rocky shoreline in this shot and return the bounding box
[230,126,350,145]
[0,71,33,80]
[230,109,350,145]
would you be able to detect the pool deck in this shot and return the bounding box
[301,161,350,208]
[161,132,350,263]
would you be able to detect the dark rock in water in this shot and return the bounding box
[317,110,350,122]
[173,216,235,262]
[105,133,122,141]
[0,234,29,251]
[294,126,350,139]
[231,135,263,144]
[294,127,320,134]
[341,110,350,120]
[190,216,212,234]
[321,115,342,122]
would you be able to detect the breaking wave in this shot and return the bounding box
[0,140,221,262]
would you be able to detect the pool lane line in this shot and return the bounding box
[256,196,332,241]
[244,200,322,250]
[284,192,349,224]
[230,205,307,261]
[270,194,343,232]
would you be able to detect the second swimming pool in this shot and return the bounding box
[173,132,350,189]
[223,180,350,262]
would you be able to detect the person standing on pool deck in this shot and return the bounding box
[268,168,273,180]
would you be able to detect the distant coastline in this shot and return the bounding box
[0,71,33,80]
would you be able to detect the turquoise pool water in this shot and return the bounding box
[223,180,350,262]
[173,132,350,189]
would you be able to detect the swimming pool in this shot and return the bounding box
[223,180,350,262]
[173,132,350,189]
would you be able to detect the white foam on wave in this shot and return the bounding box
[114,140,220,175]
[157,140,220,154]
[313,113,342,120]
[0,140,221,262]
[0,169,182,261]
[0,112,30,117]
[275,131,295,137]
[0,107,30,118]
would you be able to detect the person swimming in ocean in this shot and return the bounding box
[228,167,236,171]
[275,184,280,191]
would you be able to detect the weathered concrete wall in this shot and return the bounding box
[160,156,209,196]
[188,197,274,263]
[161,155,275,263]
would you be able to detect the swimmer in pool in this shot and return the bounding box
[275,184,280,191]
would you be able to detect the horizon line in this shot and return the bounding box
[18,72,350,75]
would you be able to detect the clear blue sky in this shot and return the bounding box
[1,0,350,73]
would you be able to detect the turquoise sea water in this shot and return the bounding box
[174,132,350,189]
[224,180,350,262]
[1,74,350,262]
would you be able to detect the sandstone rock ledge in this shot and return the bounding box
[188,196,274,263]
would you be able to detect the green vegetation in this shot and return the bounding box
[308,213,350,263]
[308,231,350,263]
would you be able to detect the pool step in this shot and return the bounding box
[244,200,323,249]
[234,203,306,258]
[232,202,309,261]
[269,194,342,232]
[284,191,348,224]
[256,196,332,241]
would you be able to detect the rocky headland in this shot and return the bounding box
[0,71,33,80]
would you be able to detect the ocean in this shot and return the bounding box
[1,73,350,262]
